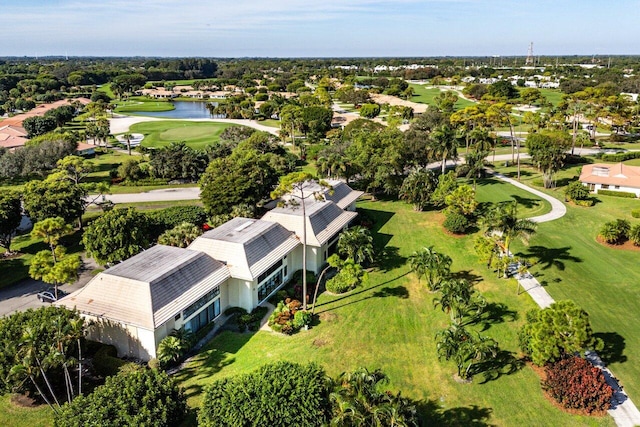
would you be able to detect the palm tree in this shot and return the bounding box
[482,201,536,256]
[429,125,458,175]
[408,246,452,292]
[330,368,417,426]
[464,150,489,190]
[337,226,375,265]
[122,132,133,155]
[434,278,487,325]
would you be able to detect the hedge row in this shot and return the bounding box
[597,189,637,198]
[600,151,640,162]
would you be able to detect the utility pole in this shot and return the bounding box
[525,42,534,65]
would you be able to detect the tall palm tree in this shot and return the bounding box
[337,226,375,265]
[482,201,537,256]
[122,132,133,155]
[464,150,489,190]
[429,125,458,175]
[408,246,452,292]
[434,278,486,325]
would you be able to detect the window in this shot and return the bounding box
[174,313,181,321]
[183,287,220,320]
[185,299,220,333]
[258,259,283,284]
[258,269,283,301]
[615,185,620,189]
[601,184,610,189]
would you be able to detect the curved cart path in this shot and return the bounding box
[491,171,640,427]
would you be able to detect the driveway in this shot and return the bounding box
[0,257,99,317]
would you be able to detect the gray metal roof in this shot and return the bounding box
[286,179,363,210]
[188,218,300,281]
[57,245,230,330]
[262,200,357,246]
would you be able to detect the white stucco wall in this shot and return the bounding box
[85,316,156,361]
[592,183,640,197]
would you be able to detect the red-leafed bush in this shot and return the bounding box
[543,356,613,414]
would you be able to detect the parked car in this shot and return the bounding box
[37,288,67,303]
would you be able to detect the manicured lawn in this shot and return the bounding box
[538,88,564,107]
[258,119,282,128]
[408,84,476,110]
[175,181,611,426]
[494,161,640,402]
[0,395,52,427]
[0,228,85,289]
[114,97,175,113]
[129,120,237,150]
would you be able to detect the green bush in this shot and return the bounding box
[93,344,129,377]
[443,211,470,234]
[146,205,208,232]
[574,198,596,207]
[224,306,248,316]
[632,209,640,218]
[199,362,330,427]
[629,224,640,246]
[601,151,640,162]
[565,180,590,201]
[599,219,630,244]
[597,189,637,198]
[54,369,188,427]
[293,310,313,329]
[325,261,368,294]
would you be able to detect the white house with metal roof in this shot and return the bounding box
[57,180,362,360]
[58,245,230,360]
[188,218,301,312]
[262,199,358,274]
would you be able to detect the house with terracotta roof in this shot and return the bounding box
[579,163,640,197]
[0,125,28,151]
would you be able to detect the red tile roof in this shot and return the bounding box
[579,163,640,189]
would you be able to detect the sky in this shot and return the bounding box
[2,0,639,57]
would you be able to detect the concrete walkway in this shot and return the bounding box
[488,170,567,223]
[496,176,640,427]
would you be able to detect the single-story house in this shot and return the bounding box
[57,180,363,360]
[0,125,28,151]
[57,245,230,360]
[579,163,640,197]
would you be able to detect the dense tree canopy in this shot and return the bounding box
[54,368,188,427]
[519,300,603,366]
[23,177,86,226]
[0,190,22,253]
[199,361,330,427]
[82,208,151,265]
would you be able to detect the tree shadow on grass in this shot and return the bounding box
[376,246,407,272]
[371,285,408,299]
[314,270,411,312]
[357,207,395,235]
[172,331,251,400]
[470,302,519,332]
[450,270,483,286]
[418,399,494,426]
[473,350,526,384]
[594,332,627,365]
[515,245,582,271]
[510,194,540,209]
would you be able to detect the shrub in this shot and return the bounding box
[601,151,640,162]
[325,258,368,294]
[599,219,630,244]
[55,369,188,427]
[565,180,590,202]
[543,356,613,414]
[443,210,470,234]
[629,224,640,246]
[199,362,330,427]
[632,209,640,218]
[293,310,313,329]
[146,205,208,232]
[93,344,129,377]
[574,198,596,207]
[224,306,247,316]
[597,189,637,198]
[359,103,381,118]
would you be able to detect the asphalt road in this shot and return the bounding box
[0,257,99,317]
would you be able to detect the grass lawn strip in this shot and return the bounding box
[128,120,236,150]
